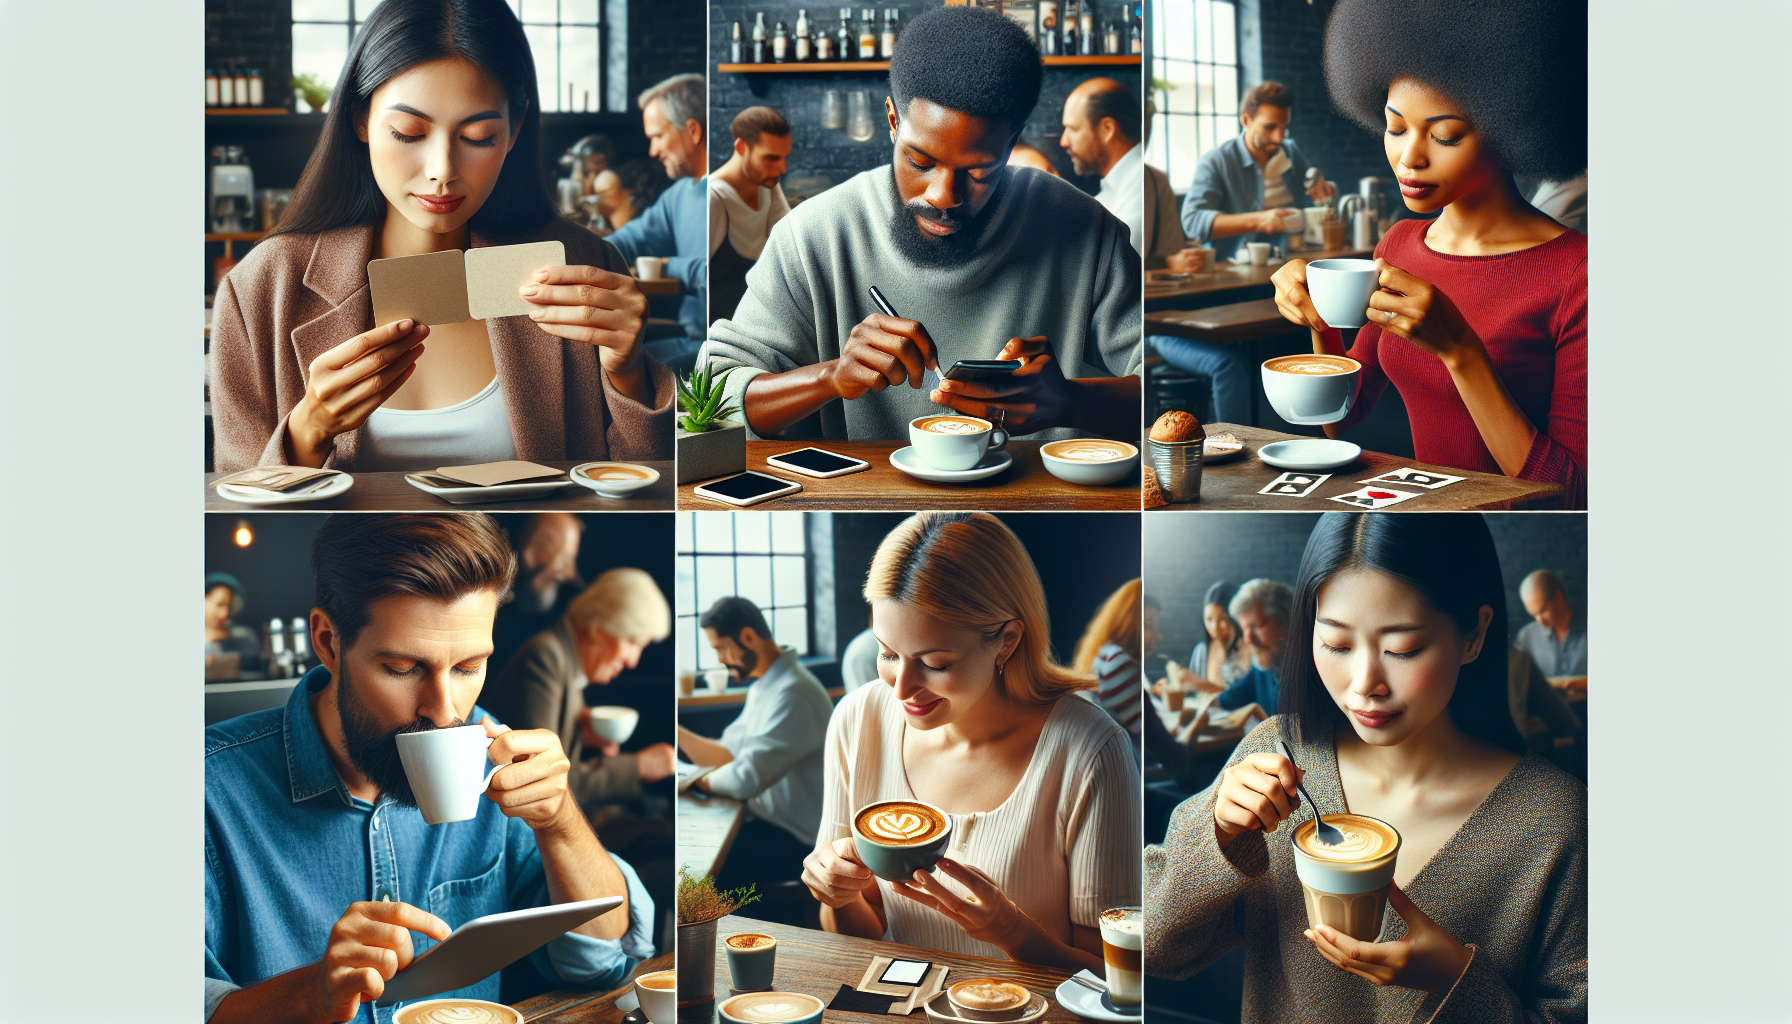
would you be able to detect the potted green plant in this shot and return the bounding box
[676,869,759,1006]
[675,363,747,484]
[291,73,332,113]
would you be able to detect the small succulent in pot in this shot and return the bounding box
[677,364,740,433]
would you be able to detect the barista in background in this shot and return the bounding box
[204,572,262,679]
[1181,81,1335,263]
[708,106,793,325]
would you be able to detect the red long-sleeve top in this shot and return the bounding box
[1326,218,1588,509]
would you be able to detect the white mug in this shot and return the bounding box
[703,667,732,692]
[1306,258,1380,329]
[394,725,506,825]
[1245,241,1272,266]
[633,970,677,1024]
[908,415,1007,472]
[586,705,639,745]
[635,256,665,280]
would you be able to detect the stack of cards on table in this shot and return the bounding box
[1329,466,1466,509]
[367,240,566,326]
[417,461,567,487]
[216,466,338,494]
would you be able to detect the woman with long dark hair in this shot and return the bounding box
[1271,0,1588,508]
[1144,514,1586,1021]
[210,0,671,471]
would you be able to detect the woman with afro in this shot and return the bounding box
[1272,0,1588,510]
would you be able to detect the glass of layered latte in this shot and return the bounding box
[1098,907,1142,1008]
[1288,813,1402,942]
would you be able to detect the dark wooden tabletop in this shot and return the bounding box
[678,791,746,881]
[205,461,674,511]
[517,953,672,1023]
[1153,423,1562,511]
[677,442,1140,511]
[679,916,1085,1024]
[1144,245,1372,301]
[1145,299,1294,345]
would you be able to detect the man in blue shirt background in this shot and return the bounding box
[1214,577,1293,716]
[605,73,709,374]
[205,514,653,1023]
[1179,81,1335,265]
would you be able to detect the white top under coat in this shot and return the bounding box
[356,376,518,471]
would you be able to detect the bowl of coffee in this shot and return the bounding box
[392,999,523,1024]
[1260,354,1361,425]
[718,991,825,1024]
[1098,907,1142,1008]
[851,799,954,881]
[571,461,660,498]
[946,979,1035,1022]
[586,705,639,745]
[634,968,677,1024]
[1288,813,1402,942]
[909,415,1007,472]
[1039,439,1138,486]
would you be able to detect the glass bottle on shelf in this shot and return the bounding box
[1079,5,1096,55]
[234,67,250,106]
[817,20,835,60]
[1130,2,1143,54]
[205,69,219,107]
[847,90,876,141]
[1061,0,1079,57]
[248,68,264,107]
[880,8,899,59]
[1039,4,1059,56]
[731,20,743,63]
[795,10,812,61]
[773,20,790,62]
[858,9,878,60]
[752,12,768,63]
[837,8,856,62]
[1104,19,1119,56]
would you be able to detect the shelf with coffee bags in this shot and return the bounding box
[716,55,1139,73]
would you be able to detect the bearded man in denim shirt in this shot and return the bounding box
[205,513,654,1023]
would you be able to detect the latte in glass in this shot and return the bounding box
[1288,813,1402,942]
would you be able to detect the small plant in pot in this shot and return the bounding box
[676,869,759,1005]
[676,363,747,484]
[291,73,332,113]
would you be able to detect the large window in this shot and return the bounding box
[291,0,603,114]
[1148,0,1238,188]
[675,512,810,673]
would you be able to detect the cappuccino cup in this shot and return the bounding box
[947,979,1034,1022]
[634,968,677,1024]
[1040,439,1138,487]
[1260,354,1360,426]
[392,999,522,1024]
[635,256,665,280]
[1289,813,1402,942]
[1098,907,1142,1008]
[394,725,508,825]
[586,705,638,745]
[908,415,1007,472]
[1244,241,1271,266]
[1305,258,1379,329]
[724,932,778,992]
[718,991,825,1024]
[852,799,954,881]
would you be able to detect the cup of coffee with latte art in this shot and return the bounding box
[724,932,779,992]
[392,999,523,1024]
[1304,257,1380,328]
[908,414,1008,472]
[852,799,954,881]
[585,705,638,745]
[1260,354,1361,425]
[1098,907,1143,1007]
[633,968,677,1024]
[1288,813,1402,942]
[719,991,825,1024]
[1039,439,1139,486]
[946,979,1035,1022]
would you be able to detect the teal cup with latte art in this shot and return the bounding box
[852,799,955,881]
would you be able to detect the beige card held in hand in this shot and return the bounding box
[432,461,566,487]
[367,248,470,327]
[464,240,565,320]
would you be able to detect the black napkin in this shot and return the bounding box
[827,984,904,1015]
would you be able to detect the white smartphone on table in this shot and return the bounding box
[764,447,872,478]
[690,471,803,507]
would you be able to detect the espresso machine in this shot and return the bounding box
[208,145,255,233]
[1354,176,1391,248]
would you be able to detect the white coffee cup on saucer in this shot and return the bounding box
[394,725,507,825]
[909,414,1008,472]
[635,256,665,280]
[1306,258,1380,328]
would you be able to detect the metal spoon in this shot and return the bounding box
[1276,739,1344,846]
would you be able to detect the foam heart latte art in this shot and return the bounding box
[855,801,948,846]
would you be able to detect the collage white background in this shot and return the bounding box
[1,2,1788,1021]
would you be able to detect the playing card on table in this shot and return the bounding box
[1329,485,1422,510]
[1258,471,1329,497]
[1359,466,1465,490]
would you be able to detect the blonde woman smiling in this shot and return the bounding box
[801,512,1141,972]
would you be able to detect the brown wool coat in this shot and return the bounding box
[1145,716,1587,1024]
[209,218,674,471]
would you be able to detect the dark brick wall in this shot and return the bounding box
[1142,512,1587,664]
[631,0,708,105]
[1252,0,1387,205]
[710,2,1139,195]
[206,0,293,109]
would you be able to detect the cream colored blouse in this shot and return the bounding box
[819,682,1142,959]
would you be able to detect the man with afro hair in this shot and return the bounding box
[704,5,1141,444]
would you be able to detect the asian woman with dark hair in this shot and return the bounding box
[1271,0,1588,509]
[1144,513,1585,1023]
[210,0,672,472]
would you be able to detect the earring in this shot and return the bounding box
[995,660,1005,678]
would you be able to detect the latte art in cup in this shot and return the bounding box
[392,1000,522,1024]
[1289,813,1402,942]
[726,933,775,949]
[855,801,950,845]
[914,415,987,435]
[1293,814,1398,861]
[1041,440,1138,463]
[1264,355,1357,376]
[590,466,649,480]
[948,979,1033,1020]
[719,992,826,1023]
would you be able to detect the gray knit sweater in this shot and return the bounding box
[704,164,1142,441]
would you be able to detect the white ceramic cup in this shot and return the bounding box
[586,705,639,745]
[394,725,507,825]
[703,667,732,692]
[1305,258,1380,329]
[1260,355,1362,426]
[1279,210,1305,234]
[908,415,1007,472]
[634,969,677,1024]
[635,256,665,280]
[1302,207,1330,246]
[1245,241,1272,265]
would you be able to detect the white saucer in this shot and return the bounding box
[1257,438,1363,472]
[570,461,660,498]
[215,472,353,505]
[889,446,1013,483]
[404,473,575,505]
[1054,975,1139,1022]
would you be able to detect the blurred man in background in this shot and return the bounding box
[709,106,793,325]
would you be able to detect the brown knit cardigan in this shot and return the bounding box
[1144,716,1587,1023]
[209,217,674,471]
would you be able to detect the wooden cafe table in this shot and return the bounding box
[1144,245,1374,303]
[515,952,673,1023]
[679,916,1088,1024]
[205,461,674,511]
[1152,423,1562,511]
[678,442,1140,511]
[679,790,747,881]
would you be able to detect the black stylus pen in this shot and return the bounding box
[867,285,938,386]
